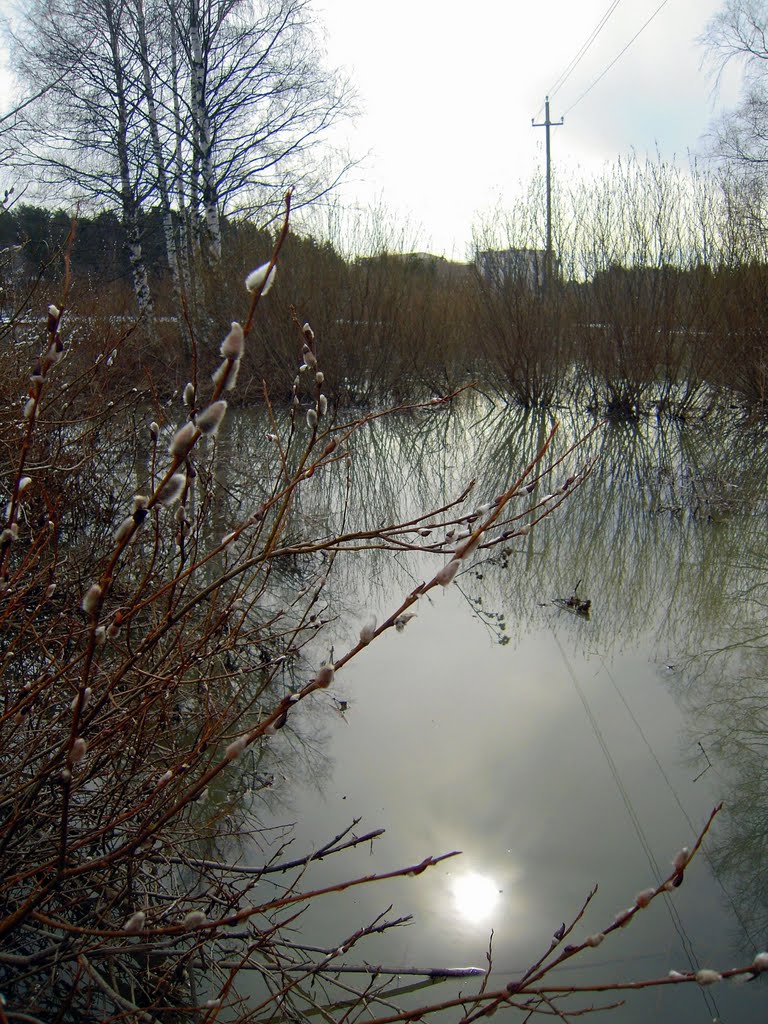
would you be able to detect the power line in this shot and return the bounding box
[534,0,625,120]
[548,0,625,102]
[562,0,672,117]
[550,626,720,1020]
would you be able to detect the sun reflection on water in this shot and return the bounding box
[451,872,500,923]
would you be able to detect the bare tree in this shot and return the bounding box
[166,0,353,261]
[7,0,353,310]
[702,0,768,166]
[9,0,157,315]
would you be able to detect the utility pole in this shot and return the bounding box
[532,96,563,295]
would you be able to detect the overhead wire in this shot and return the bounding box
[547,0,625,103]
[549,626,720,1020]
[561,0,673,117]
[597,651,759,954]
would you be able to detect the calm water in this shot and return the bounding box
[216,398,768,1023]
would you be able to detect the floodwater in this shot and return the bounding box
[217,396,768,1023]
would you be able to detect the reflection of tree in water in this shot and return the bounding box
[217,401,768,888]
[130,395,768,1014]
[449,408,768,658]
[668,572,768,949]
[215,398,768,658]
[235,399,768,954]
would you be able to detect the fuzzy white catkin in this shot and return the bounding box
[212,357,240,392]
[69,738,87,763]
[585,933,604,947]
[694,969,722,986]
[306,408,318,429]
[81,583,102,615]
[196,400,227,435]
[225,735,248,760]
[182,910,207,929]
[359,617,376,644]
[612,908,633,928]
[456,534,480,560]
[318,395,328,417]
[634,887,655,908]
[672,846,690,871]
[124,910,145,933]
[183,382,195,407]
[71,687,92,712]
[168,421,197,458]
[114,516,134,543]
[436,559,461,587]
[18,476,31,492]
[315,664,335,688]
[48,304,60,319]
[157,473,186,507]
[753,952,768,972]
[220,321,244,358]
[245,262,276,295]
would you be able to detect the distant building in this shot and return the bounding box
[476,248,557,292]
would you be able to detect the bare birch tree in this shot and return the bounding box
[9,0,157,315]
[703,0,768,166]
[165,0,352,262]
[8,0,353,310]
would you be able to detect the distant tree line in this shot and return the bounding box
[5,155,768,420]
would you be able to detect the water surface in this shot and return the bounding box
[218,399,768,1023]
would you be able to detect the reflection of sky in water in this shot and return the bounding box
[224,405,768,1023]
[248,595,763,1022]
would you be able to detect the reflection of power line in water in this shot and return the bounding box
[597,652,760,955]
[550,626,719,1019]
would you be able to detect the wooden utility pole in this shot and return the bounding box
[532,96,563,295]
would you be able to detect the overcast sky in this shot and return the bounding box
[0,0,744,257]
[314,0,742,258]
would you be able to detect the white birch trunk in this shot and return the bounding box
[170,13,195,305]
[189,8,221,263]
[104,0,155,322]
[133,0,191,350]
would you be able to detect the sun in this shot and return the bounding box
[452,872,500,923]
